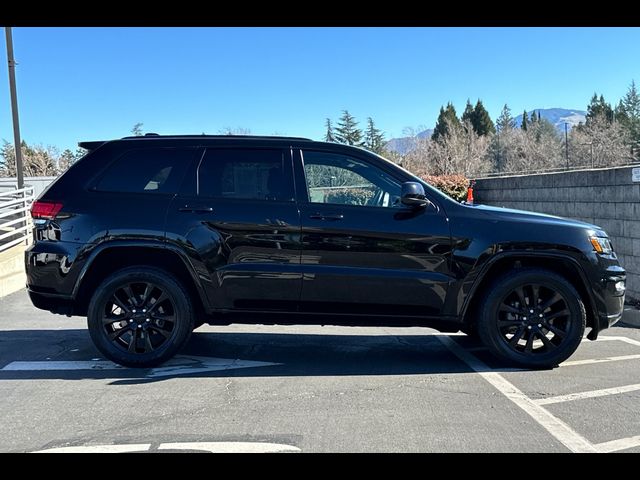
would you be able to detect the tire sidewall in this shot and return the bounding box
[478,270,586,368]
[87,267,194,368]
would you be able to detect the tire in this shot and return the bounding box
[476,268,586,368]
[87,266,195,368]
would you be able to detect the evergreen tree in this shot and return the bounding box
[363,117,386,155]
[334,110,363,146]
[521,110,528,131]
[615,80,640,153]
[58,149,76,171]
[586,94,614,124]
[324,118,336,142]
[461,100,474,130]
[472,100,496,136]
[74,147,87,162]
[496,104,516,132]
[532,117,558,143]
[432,103,462,141]
[530,110,538,125]
[0,140,14,175]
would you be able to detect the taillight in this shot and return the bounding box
[31,201,63,220]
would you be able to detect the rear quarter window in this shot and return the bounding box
[94,148,193,194]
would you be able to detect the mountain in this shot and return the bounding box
[513,108,586,133]
[385,108,586,155]
[386,129,432,155]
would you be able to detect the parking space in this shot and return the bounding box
[0,289,639,453]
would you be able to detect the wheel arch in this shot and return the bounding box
[72,241,211,317]
[461,252,598,334]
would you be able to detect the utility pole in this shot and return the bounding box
[5,27,24,189]
[564,122,569,170]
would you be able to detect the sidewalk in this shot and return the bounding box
[622,305,640,328]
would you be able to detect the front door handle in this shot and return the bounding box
[178,205,214,213]
[309,213,344,221]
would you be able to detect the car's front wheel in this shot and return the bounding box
[477,268,586,368]
[87,266,194,368]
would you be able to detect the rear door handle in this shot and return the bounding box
[309,213,343,221]
[178,205,214,213]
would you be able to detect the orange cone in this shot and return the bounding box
[466,182,474,204]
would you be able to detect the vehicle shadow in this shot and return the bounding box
[0,328,510,384]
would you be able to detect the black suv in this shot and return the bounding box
[26,135,626,368]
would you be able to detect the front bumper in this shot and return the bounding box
[589,264,625,338]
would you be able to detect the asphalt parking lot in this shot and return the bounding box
[1,289,639,453]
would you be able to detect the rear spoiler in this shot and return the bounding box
[78,141,107,151]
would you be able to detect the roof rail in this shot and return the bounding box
[119,134,313,141]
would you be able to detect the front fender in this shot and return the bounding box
[451,249,599,331]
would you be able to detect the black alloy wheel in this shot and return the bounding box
[88,267,194,368]
[497,283,571,355]
[477,268,586,368]
[101,281,176,354]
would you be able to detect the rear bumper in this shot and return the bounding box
[25,240,84,295]
[27,288,74,315]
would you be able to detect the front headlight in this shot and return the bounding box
[589,236,613,255]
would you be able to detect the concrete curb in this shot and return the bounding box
[620,307,640,328]
[0,244,26,298]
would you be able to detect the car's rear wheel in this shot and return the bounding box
[87,266,194,368]
[477,268,586,368]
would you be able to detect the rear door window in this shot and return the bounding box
[94,148,193,194]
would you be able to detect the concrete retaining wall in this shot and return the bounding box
[475,165,640,301]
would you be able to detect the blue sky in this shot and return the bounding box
[0,27,639,151]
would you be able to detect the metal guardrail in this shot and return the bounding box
[0,183,34,253]
[471,160,640,180]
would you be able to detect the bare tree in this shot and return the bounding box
[488,119,564,174]
[219,127,252,135]
[400,126,431,175]
[0,141,59,177]
[569,114,632,168]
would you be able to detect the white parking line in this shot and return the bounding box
[594,435,640,453]
[535,383,640,406]
[1,361,123,371]
[34,444,151,453]
[596,336,640,348]
[436,335,597,453]
[560,354,640,367]
[0,356,280,378]
[158,442,301,453]
[33,442,300,453]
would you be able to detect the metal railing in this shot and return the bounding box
[471,159,640,179]
[0,183,34,253]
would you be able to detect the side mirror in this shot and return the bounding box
[401,182,428,208]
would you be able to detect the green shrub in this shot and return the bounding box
[420,174,469,202]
